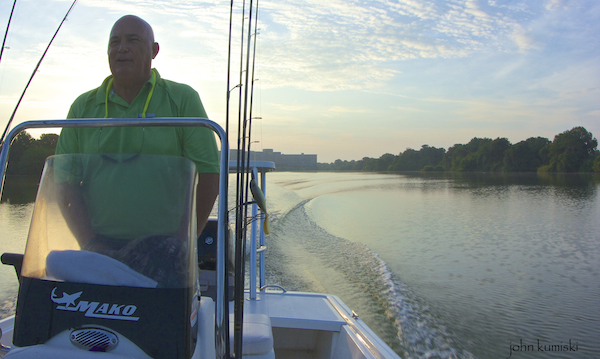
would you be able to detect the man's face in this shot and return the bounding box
[107,17,158,85]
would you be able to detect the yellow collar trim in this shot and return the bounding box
[104,69,157,118]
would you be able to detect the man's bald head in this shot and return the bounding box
[107,15,159,99]
[110,15,155,45]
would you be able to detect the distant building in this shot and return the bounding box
[230,148,317,170]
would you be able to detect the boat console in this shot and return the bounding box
[6,153,200,358]
[0,119,401,359]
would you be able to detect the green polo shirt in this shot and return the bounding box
[56,69,219,174]
[54,70,219,241]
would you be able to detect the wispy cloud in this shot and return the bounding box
[267,102,309,112]
[256,0,549,91]
[327,106,368,113]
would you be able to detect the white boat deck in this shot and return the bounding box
[241,291,346,332]
[221,291,400,359]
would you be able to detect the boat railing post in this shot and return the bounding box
[213,123,229,359]
[259,167,267,289]
[0,138,11,195]
[249,167,258,300]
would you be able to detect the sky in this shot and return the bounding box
[0,0,598,163]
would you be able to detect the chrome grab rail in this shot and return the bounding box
[250,167,258,300]
[259,165,268,291]
[228,160,273,300]
[260,284,286,293]
[249,164,273,299]
[0,118,231,359]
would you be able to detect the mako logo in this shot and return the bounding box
[51,288,139,321]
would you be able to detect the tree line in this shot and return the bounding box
[6,126,600,176]
[317,126,600,173]
[5,131,59,176]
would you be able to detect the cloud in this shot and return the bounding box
[545,0,563,11]
[510,25,540,51]
[327,106,368,113]
[267,102,309,112]
[16,0,573,95]
[560,87,598,99]
[391,106,427,113]
[585,110,600,117]
[256,0,547,91]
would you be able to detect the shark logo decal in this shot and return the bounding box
[51,288,82,307]
[50,287,139,321]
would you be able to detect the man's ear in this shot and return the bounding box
[152,42,160,59]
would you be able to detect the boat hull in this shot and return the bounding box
[1,290,400,359]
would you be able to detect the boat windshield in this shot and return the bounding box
[20,153,198,289]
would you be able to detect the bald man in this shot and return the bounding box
[107,15,160,104]
[56,15,219,251]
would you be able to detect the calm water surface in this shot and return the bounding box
[264,172,600,359]
[0,202,31,315]
[1,172,599,359]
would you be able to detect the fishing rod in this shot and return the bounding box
[231,0,246,357]
[0,0,17,66]
[233,0,247,253]
[241,0,261,285]
[0,0,77,147]
[232,0,261,357]
[246,1,260,167]
[233,0,252,355]
[216,1,236,357]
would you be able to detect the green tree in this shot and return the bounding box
[5,131,59,176]
[38,133,59,149]
[458,152,479,171]
[319,126,597,174]
[18,147,55,175]
[476,137,510,171]
[360,157,377,171]
[6,131,35,175]
[389,145,445,171]
[593,156,600,173]
[390,148,419,171]
[419,145,445,169]
[503,137,551,172]
[543,127,598,173]
[377,153,396,171]
[443,138,491,171]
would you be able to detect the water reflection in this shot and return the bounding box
[1,176,39,204]
[398,172,600,200]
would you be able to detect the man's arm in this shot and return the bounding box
[177,84,220,233]
[196,173,219,234]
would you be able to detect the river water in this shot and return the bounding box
[1,172,599,359]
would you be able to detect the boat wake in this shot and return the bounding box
[265,200,475,359]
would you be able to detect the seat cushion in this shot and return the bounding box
[229,313,274,355]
